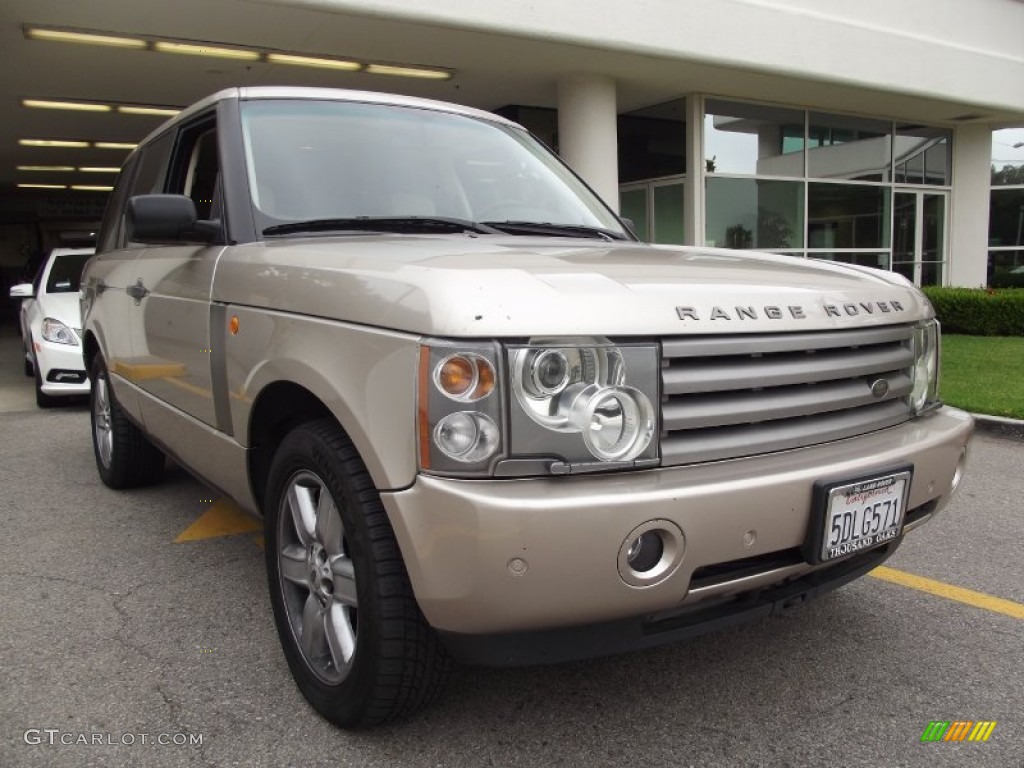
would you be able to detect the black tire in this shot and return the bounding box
[23,347,33,377]
[89,354,165,489]
[34,361,58,408]
[264,419,451,728]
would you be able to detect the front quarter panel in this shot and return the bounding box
[223,306,421,490]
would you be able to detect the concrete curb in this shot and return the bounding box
[972,413,1024,441]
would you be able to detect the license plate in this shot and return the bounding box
[815,469,912,563]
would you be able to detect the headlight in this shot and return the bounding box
[508,338,659,470]
[909,320,940,414]
[419,341,504,476]
[42,318,78,346]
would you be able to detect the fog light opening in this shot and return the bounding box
[618,520,685,587]
[626,531,664,573]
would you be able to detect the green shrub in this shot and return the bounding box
[922,287,1024,336]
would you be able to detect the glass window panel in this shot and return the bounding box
[922,194,945,262]
[991,127,1024,185]
[619,187,649,241]
[652,182,685,244]
[892,261,914,282]
[988,249,1024,288]
[808,183,890,249]
[809,252,891,270]
[705,177,803,249]
[893,192,916,261]
[618,98,687,183]
[705,100,804,176]
[807,112,891,181]
[989,187,1024,248]
[894,124,951,185]
[919,262,943,286]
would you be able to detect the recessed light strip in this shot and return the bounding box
[25,27,146,48]
[20,139,137,150]
[22,99,110,112]
[22,98,181,117]
[153,41,260,60]
[24,25,453,79]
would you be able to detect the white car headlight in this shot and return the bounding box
[909,320,940,414]
[42,317,78,346]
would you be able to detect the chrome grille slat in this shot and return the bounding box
[662,374,913,430]
[662,326,913,358]
[662,345,914,395]
[661,401,910,465]
[659,325,915,466]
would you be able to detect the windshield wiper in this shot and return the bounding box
[480,221,630,241]
[262,216,503,237]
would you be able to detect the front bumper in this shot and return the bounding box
[35,340,89,396]
[382,406,972,642]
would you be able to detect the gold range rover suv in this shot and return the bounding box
[80,87,973,727]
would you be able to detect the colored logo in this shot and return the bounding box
[921,721,997,742]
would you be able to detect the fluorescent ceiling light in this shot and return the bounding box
[23,99,111,112]
[72,185,114,191]
[365,63,451,80]
[20,139,90,148]
[154,41,260,60]
[117,105,180,116]
[79,167,121,173]
[18,165,75,172]
[18,183,67,189]
[93,142,138,150]
[25,27,147,49]
[267,53,361,71]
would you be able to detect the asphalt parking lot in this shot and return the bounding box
[1,326,1021,768]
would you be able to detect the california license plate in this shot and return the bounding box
[812,468,912,564]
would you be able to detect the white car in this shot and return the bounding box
[10,247,94,407]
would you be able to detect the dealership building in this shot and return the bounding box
[1,0,1023,290]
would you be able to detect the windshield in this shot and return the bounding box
[240,99,626,237]
[45,252,93,294]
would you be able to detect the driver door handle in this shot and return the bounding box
[127,278,150,304]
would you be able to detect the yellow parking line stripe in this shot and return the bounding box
[175,500,261,542]
[870,565,1024,620]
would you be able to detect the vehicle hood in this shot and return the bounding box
[213,236,932,337]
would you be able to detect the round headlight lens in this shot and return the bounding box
[568,385,655,462]
[433,412,499,463]
[529,349,570,396]
[434,354,495,402]
[513,344,625,431]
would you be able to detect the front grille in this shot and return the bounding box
[660,325,914,465]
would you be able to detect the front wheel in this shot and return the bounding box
[264,419,451,727]
[89,355,165,488]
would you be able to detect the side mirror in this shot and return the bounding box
[619,217,638,238]
[9,283,34,299]
[126,194,221,243]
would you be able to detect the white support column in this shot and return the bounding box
[948,124,992,287]
[684,94,705,246]
[557,74,619,212]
